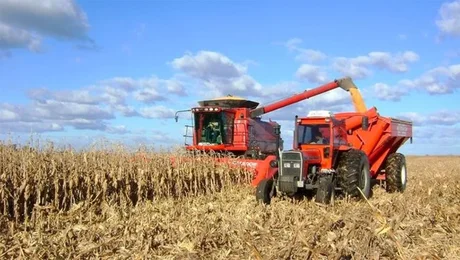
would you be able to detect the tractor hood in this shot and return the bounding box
[299,149,322,164]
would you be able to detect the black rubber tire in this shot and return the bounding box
[385,153,407,193]
[256,179,274,205]
[315,174,335,204]
[337,149,371,199]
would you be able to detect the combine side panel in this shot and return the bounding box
[232,119,249,148]
[249,119,280,154]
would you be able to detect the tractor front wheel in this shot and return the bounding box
[256,178,275,205]
[315,174,335,204]
[385,153,407,193]
[337,149,371,199]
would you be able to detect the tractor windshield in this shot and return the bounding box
[194,111,234,145]
[297,124,330,145]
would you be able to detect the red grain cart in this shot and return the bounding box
[255,106,413,204]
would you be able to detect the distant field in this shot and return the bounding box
[0,144,459,259]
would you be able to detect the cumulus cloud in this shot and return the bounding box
[436,0,460,37]
[0,121,64,133]
[171,51,263,97]
[371,83,409,102]
[134,88,167,104]
[27,88,102,105]
[0,22,41,52]
[295,64,328,83]
[281,38,419,80]
[0,108,20,121]
[139,105,176,119]
[332,51,420,79]
[0,96,120,135]
[284,38,327,63]
[99,75,186,105]
[0,70,189,135]
[106,125,130,135]
[398,64,460,94]
[398,110,460,126]
[0,0,93,54]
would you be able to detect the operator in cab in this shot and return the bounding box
[310,131,325,144]
[205,121,223,144]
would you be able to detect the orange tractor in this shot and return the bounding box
[255,79,413,204]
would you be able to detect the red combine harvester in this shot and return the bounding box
[175,77,365,159]
[255,80,413,204]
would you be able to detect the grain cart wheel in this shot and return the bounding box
[315,174,335,204]
[337,150,371,199]
[385,153,407,193]
[256,178,275,205]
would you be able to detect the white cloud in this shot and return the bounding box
[281,38,419,80]
[0,0,89,40]
[0,0,92,54]
[398,110,460,126]
[332,51,420,79]
[99,75,186,106]
[0,71,189,134]
[134,88,167,104]
[295,64,328,83]
[0,108,20,121]
[165,79,186,96]
[171,51,262,97]
[371,83,408,102]
[283,38,327,63]
[100,77,138,92]
[332,57,372,79]
[436,0,460,37]
[28,88,102,105]
[0,121,64,133]
[112,104,139,117]
[398,64,460,94]
[0,22,41,52]
[106,125,130,135]
[139,105,175,119]
[33,99,114,121]
[102,86,128,106]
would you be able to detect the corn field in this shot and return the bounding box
[0,141,459,259]
[0,142,252,223]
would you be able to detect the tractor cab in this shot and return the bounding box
[294,110,348,148]
[288,110,350,170]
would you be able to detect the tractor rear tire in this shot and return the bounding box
[337,149,371,199]
[256,178,274,205]
[385,153,407,193]
[315,174,335,204]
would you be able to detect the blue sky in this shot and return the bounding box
[0,0,459,155]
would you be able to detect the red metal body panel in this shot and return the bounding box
[335,108,413,177]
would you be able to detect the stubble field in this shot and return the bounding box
[0,142,459,259]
